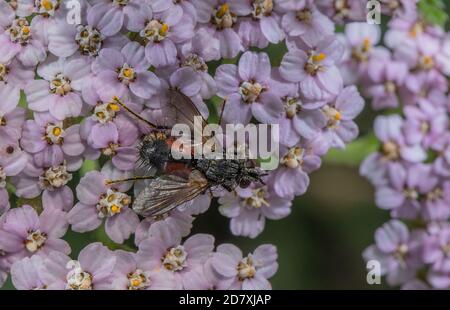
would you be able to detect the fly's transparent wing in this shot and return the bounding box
[132,170,210,217]
[162,89,208,132]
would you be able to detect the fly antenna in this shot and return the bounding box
[112,96,157,128]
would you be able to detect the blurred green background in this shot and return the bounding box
[2,0,450,290]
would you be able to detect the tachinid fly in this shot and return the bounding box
[107,89,265,218]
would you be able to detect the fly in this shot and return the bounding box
[106,89,265,217]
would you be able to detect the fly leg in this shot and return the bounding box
[112,96,157,128]
[217,96,228,126]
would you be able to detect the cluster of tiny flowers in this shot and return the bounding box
[0,0,365,289]
[352,2,450,289]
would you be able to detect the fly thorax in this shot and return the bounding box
[252,0,273,19]
[7,18,32,45]
[39,162,73,190]
[127,269,150,290]
[162,245,188,272]
[66,261,93,290]
[96,189,131,218]
[237,255,256,281]
[76,25,103,56]
[212,3,237,30]
[25,230,47,253]
[140,20,169,43]
[281,147,304,169]
[93,101,120,124]
[44,122,65,145]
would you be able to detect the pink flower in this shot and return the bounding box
[39,243,116,290]
[218,182,292,238]
[21,112,85,167]
[10,255,47,290]
[205,243,278,289]
[0,81,27,140]
[236,0,285,48]
[112,250,176,290]
[363,220,424,287]
[134,209,194,246]
[12,157,75,211]
[85,114,139,171]
[0,2,46,66]
[47,14,127,59]
[280,35,344,101]
[67,165,139,244]
[280,0,334,46]
[193,0,246,59]
[0,205,70,264]
[271,144,321,197]
[26,57,91,120]
[93,42,160,100]
[316,0,366,23]
[321,86,365,149]
[0,58,34,119]
[133,7,194,67]
[87,0,151,36]
[216,51,283,124]
[136,223,215,289]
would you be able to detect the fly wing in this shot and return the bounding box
[162,89,208,133]
[132,170,210,217]
[164,89,225,158]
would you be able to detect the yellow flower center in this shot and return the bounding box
[217,3,229,18]
[212,3,237,29]
[305,52,327,75]
[96,189,131,218]
[42,0,53,11]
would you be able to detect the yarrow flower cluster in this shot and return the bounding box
[352,2,450,289]
[0,0,365,289]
